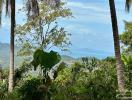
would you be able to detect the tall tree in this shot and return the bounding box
[0,0,16,92]
[0,0,60,93]
[109,0,125,93]
[16,1,71,56]
[8,0,16,92]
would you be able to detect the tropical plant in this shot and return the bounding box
[32,49,61,72]
[81,57,99,72]
[122,54,132,90]
[15,77,45,100]
[14,60,32,86]
[0,69,9,99]
[120,21,132,53]
[53,60,117,100]
[103,56,116,65]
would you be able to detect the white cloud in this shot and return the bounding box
[67,1,109,13]
[74,12,111,24]
[65,24,92,35]
[65,1,111,25]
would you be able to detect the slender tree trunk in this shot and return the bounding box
[109,0,125,94]
[0,66,2,81]
[8,0,15,92]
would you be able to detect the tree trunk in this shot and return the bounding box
[0,66,2,81]
[109,0,125,94]
[8,0,15,92]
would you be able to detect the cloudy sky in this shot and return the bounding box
[0,0,132,58]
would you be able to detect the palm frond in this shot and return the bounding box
[26,0,39,19]
[26,0,60,20]
[125,0,132,12]
[0,0,11,26]
[5,0,11,16]
[0,0,4,26]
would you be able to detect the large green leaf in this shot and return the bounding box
[32,49,61,70]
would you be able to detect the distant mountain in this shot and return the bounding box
[0,43,76,68]
[0,43,21,67]
[0,43,113,68]
[69,45,114,59]
[0,43,10,67]
[61,55,76,61]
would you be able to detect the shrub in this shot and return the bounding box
[15,77,46,100]
[53,61,117,100]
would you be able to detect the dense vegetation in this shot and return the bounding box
[0,0,132,100]
[0,55,131,100]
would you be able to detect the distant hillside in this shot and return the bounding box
[61,55,76,61]
[0,43,76,67]
[0,43,21,67]
[0,43,9,67]
[1,43,112,68]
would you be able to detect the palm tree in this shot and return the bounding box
[0,0,16,92]
[8,0,16,92]
[109,0,125,94]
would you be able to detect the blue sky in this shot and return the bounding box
[0,0,132,58]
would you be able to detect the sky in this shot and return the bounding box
[0,0,132,58]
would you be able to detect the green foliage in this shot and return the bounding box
[53,62,67,79]
[120,21,132,92]
[81,57,99,72]
[53,60,117,100]
[2,0,129,99]
[122,54,132,90]
[2,56,131,99]
[15,77,45,100]
[0,80,8,99]
[103,56,116,64]
[32,49,61,70]
[0,69,9,100]
[0,93,19,100]
[120,21,132,52]
[14,61,32,85]
[12,62,66,100]
[0,69,8,96]
[17,43,33,56]
[16,1,72,57]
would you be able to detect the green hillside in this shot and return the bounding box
[0,43,76,68]
[0,43,22,67]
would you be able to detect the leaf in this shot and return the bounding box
[32,49,61,70]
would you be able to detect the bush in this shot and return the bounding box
[53,61,117,100]
[15,76,47,100]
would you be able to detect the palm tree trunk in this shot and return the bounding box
[8,0,15,92]
[0,66,2,81]
[109,0,125,94]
